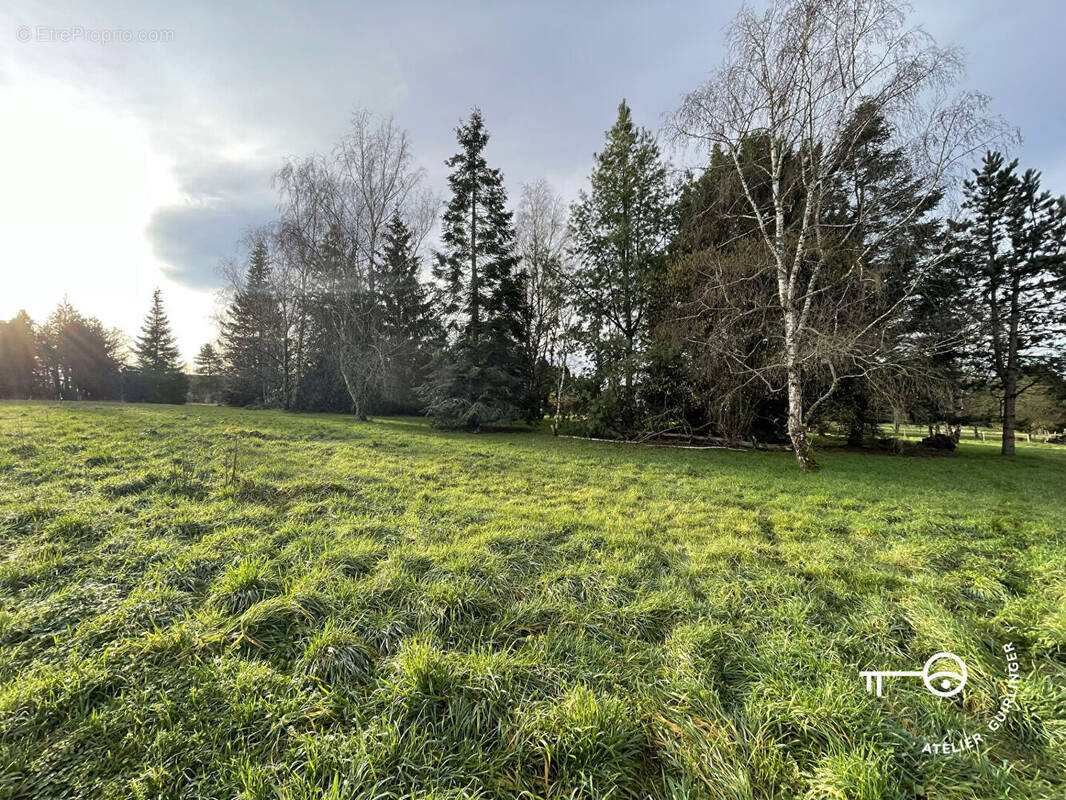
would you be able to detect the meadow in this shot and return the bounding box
[0,401,1063,800]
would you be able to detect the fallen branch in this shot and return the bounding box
[559,434,792,452]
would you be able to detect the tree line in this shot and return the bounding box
[3,0,1064,469]
[1,288,188,407]
[0,289,187,404]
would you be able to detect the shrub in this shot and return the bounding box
[920,433,957,451]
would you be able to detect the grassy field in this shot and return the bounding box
[0,401,1063,800]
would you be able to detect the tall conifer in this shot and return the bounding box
[422,110,529,429]
[220,240,282,406]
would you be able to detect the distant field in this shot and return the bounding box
[872,423,1061,444]
[0,401,1063,799]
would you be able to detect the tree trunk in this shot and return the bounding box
[786,364,815,470]
[1001,382,1017,455]
[782,306,815,470]
[1001,273,1021,456]
[552,366,565,437]
[846,418,864,448]
[339,364,369,422]
[469,181,479,341]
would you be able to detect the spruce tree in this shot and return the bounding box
[194,343,223,378]
[220,240,282,406]
[568,100,672,433]
[422,110,529,429]
[133,289,188,403]
[193,342,224,404]
[378,211,439,411]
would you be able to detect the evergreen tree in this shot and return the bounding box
[195,343,223,377]
[132,289,188,403]
[220,239,283,406]
[818,102,946,445]
[422,110,529,429]
[568,100,673,433]
[0,311,40,398]
[192,342,225,404]
[949,152,1066,454]
[34,301,123,401]
[378,211,440,412]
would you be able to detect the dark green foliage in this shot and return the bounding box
[948,152,1066,453]
[568,100,673,434]
[190,342,224,404]
[1,304,124,403]
[0,311,39,398]
[650,139,797,440]
[131,289,188,404]
[651,107,950,444]
[422,110,529,429]
[220,240,283,406]
[377,212,441,413]
[39,302,124,401]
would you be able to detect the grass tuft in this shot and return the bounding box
[298,622,374,690]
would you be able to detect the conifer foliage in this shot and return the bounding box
[220,239,282,406]
[421,110,529,429]
[568,100,673,433]
[130,289,188,404]
[378,211,440,412]
[949,152,1066,454]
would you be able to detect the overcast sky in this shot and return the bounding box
[2,1,1065,361]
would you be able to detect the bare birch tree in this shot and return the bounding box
[515,178,570,418]
[671,0,1007,469]
[274,111,428,419]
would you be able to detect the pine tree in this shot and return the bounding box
[950,152,1066,454]
[422,110,529,429]
[220,239,283,406]
[568,100,672,432]
[132,289,188,403]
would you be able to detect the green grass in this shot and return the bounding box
[0,401,1063,799]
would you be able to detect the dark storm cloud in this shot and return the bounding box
[146,157,278,289]
[147,202,274,289]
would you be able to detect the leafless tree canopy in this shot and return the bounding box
[268,111,435,417]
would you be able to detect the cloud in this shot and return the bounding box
[145,155,278,289]
[3,0,1065,360]
[147,202,272,290]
